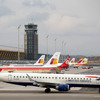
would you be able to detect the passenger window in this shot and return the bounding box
[87,78,88,80]
[55,77,57,79]
[65,77,67,79]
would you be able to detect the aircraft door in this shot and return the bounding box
[8,75,12,81]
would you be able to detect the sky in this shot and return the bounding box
[0,0,100,56]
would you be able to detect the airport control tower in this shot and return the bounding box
[24,23,38,60]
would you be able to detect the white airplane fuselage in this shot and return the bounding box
[0,73,100,92]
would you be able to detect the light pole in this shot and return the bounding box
[18,25,21,61]
[62,41,64,62]
[46,35,49,61]
[55,38,56,52]
[64,42,66,60]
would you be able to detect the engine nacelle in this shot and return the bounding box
[56,84,69,91]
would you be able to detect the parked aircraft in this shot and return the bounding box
[76,58,88,65]
[3,55,45,67]
[0,73,100,93]
[57,58,75,66]
[72,58,88,68]
[0,53,70,73]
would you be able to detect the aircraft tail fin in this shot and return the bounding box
[59,56,70,68]
[69,58,75,63]
[34,55,45,65]
[82,58,88,64]
[44,52,60,66]
[76,58,83,64]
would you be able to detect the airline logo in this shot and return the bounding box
[38,59,43,63]
[50,58,57,65]
[86,76,100,81]
[76,58,83,65]
[59,56,70,68]
[97,78,100,81]
[82,59,87,64]
[71,60,74,63]
[65,60,69,64]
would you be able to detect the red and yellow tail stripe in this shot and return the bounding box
[50,58,57,65]
[38,59,43,63]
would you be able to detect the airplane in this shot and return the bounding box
[3,55,45,67]
[76,58,88,65]
[0,52,69,73]
[69,58,75,65]
[73,58,83,66]
[0,72,100,93]
[58,58,83,67]
[57,58,75,67]
[72,58,88,68]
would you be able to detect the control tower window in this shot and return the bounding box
[28,25,33,28]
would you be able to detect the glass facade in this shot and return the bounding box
[24,23,38,60]
[0,50,24,60]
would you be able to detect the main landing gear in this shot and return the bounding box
[45,88,51,93]
[99,88,100,93]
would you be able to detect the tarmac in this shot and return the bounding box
[0,66,100,100]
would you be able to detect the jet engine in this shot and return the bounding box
[56,84,69,91]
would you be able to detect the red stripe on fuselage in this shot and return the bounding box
[86,76,100,78]
[0,66,62,71]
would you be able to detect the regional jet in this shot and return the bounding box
[0,73,100,93]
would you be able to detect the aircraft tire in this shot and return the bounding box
[45,88,51,93]
[99,88,100,93]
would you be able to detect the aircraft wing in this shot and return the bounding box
[26,74,63,87]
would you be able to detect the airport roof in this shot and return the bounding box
[0,45,24,52]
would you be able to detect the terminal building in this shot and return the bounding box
[0,45,24,60]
